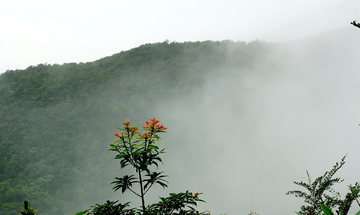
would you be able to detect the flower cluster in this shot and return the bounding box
[123,121,139,132]
[106,118,207,215]
[142,118,167,132]
[113,121,141,141]
[114,133,124,138]
[141,133,151,139]
[114,118,167,141]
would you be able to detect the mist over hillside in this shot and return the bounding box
[148,27,360,215]
[1,26,360,215]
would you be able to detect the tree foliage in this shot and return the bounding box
[77,119,206,215]
[287,155,360,215]
[351,21,360,28]
[21,200,38,215]
[0,40,270,214]
[146,191,206,215]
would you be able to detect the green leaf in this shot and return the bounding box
[115,154,128,159]
[148,144,159,150]
[111,175,138,193]
[321,204,334,215]
[75,209,89,215]
[131,150,142,156]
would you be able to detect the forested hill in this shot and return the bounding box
[0,40,271,215]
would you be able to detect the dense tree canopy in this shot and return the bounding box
[0,40,271,215]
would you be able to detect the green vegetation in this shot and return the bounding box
[287,156,360,215]
[77,119,206,214]
[21,200,38,215]
[109,119,170,214]
[2,34,359,215]
[0,40,271,214]
[321,204,360,215]
[351,21,360,28]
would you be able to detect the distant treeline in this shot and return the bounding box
[0,40,271,215]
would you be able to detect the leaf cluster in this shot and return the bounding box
[78,192,206,215]
[77,120,208,215]
[109,120,168,199]
[335,183,360,215]
[109,123,165,171]
[21,200,38,215]
[351,21,360,29]
[287,155,360,215]
[146,191,207,215]
[321,204,360,215]
[76,200,135,215]
[111,171,168,196]
[286,155,346,214]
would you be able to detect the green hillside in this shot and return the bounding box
[0,40,271,215]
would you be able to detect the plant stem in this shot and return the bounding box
[138,169,146,213]
[350,184,360,207]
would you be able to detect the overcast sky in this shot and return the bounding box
[1,0,358,73]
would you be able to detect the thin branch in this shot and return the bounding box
[306,170,311,187]
[350,184,360,207]
[144,183,154,195]
[351,20,360,28]
[127,187,141,198]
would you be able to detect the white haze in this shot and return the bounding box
[0,0,358,74]
[2,0,360,214]
[107,27,360,215]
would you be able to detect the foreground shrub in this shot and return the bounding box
[287,155,360,215]
[77,118,206,215]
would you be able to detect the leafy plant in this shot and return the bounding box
[287,155,360,215]
[77,118,206,215]
[75,200,134,215]
[21,200,38,215]
[109,118,169,213]
[320,204,360,215]
[334,183,360,215]
[146,191,206,215]
[286,155,347,215]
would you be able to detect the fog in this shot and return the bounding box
[102,27,360,215]
[2,1,360,213]
[4,26,359,215]
[1,0,358,74]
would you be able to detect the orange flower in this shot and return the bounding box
[142,132,151,138]
[123,121,131,126]
[143,118,161,129]
[142,121,151,129]
[193,192,199,198]
[131,127,139,131]
[150,117,160,124]
[155,124,167,131]
[114,133,124,138]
